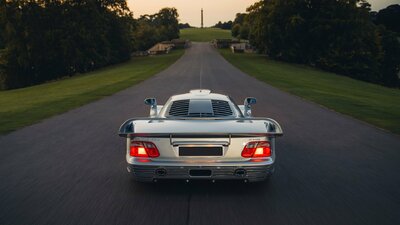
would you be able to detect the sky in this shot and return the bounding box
[127,0,400,27]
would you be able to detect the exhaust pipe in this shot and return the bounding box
[155,168,167,176]
[234,168,247,177]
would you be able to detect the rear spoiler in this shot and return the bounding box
[118,117,283,138]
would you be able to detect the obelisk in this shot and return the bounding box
[201,8,204,28]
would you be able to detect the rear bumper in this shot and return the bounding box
[127,164,273,182]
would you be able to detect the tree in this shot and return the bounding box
[0,0,135,89]
[374,4,400,34]
[241,0,400,86]
[213,21,233,30]
[0,1,4,50]
[231,13,250,40]
[233,13,247,25]
[239,23,250,40]
[231,24,240,37]
[133,20,160,51]
[243,0,399,87]
[179,23,191,29]
[378,27,400,87]
[246,1,268,53]
[156,8,180,40]
[132,7,180,51]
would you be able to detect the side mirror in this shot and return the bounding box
[245,97,257,105]
[244,97,256,117]
[144,98,157,117]
[144,98,156,106]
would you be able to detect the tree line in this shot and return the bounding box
[232,0,400,88]
[133,8,179,51]
[178,23,191,29]
[0,0,179,90]
[213,21,232,30]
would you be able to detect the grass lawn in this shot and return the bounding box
[219,49,400,134]
[0,50,184,134]
[180,28,232,42]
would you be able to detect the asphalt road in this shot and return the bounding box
[1,43,399,225]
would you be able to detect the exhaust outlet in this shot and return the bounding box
[234,168,247,177]
[155,168,167,176]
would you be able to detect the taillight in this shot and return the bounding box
[241,141,271,158]
[130,141,160,158]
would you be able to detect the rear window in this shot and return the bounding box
[168,99,233,117]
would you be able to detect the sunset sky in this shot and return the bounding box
[127,0,399,27]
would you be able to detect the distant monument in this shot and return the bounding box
[201,8,204,28]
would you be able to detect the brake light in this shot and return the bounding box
[241,141,271,158]
[130,141,160,158]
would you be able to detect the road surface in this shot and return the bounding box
[1,43,399,225]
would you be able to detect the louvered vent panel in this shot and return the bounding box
[211,100,233,117]
[169,99,190,116]
[187,113,214,117]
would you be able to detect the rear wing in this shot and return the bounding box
[118,117,283,138]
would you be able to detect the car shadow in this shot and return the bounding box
[129,178,273,197]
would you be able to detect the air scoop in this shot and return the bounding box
[190,89,211,95]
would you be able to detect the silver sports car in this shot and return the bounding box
[119,90,283,182]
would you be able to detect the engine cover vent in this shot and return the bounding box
[212,100,233,117]
[169,99,190,116]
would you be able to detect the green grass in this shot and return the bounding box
[180,28,232,42]
[0,50,184,134]
[219,49,400,134]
